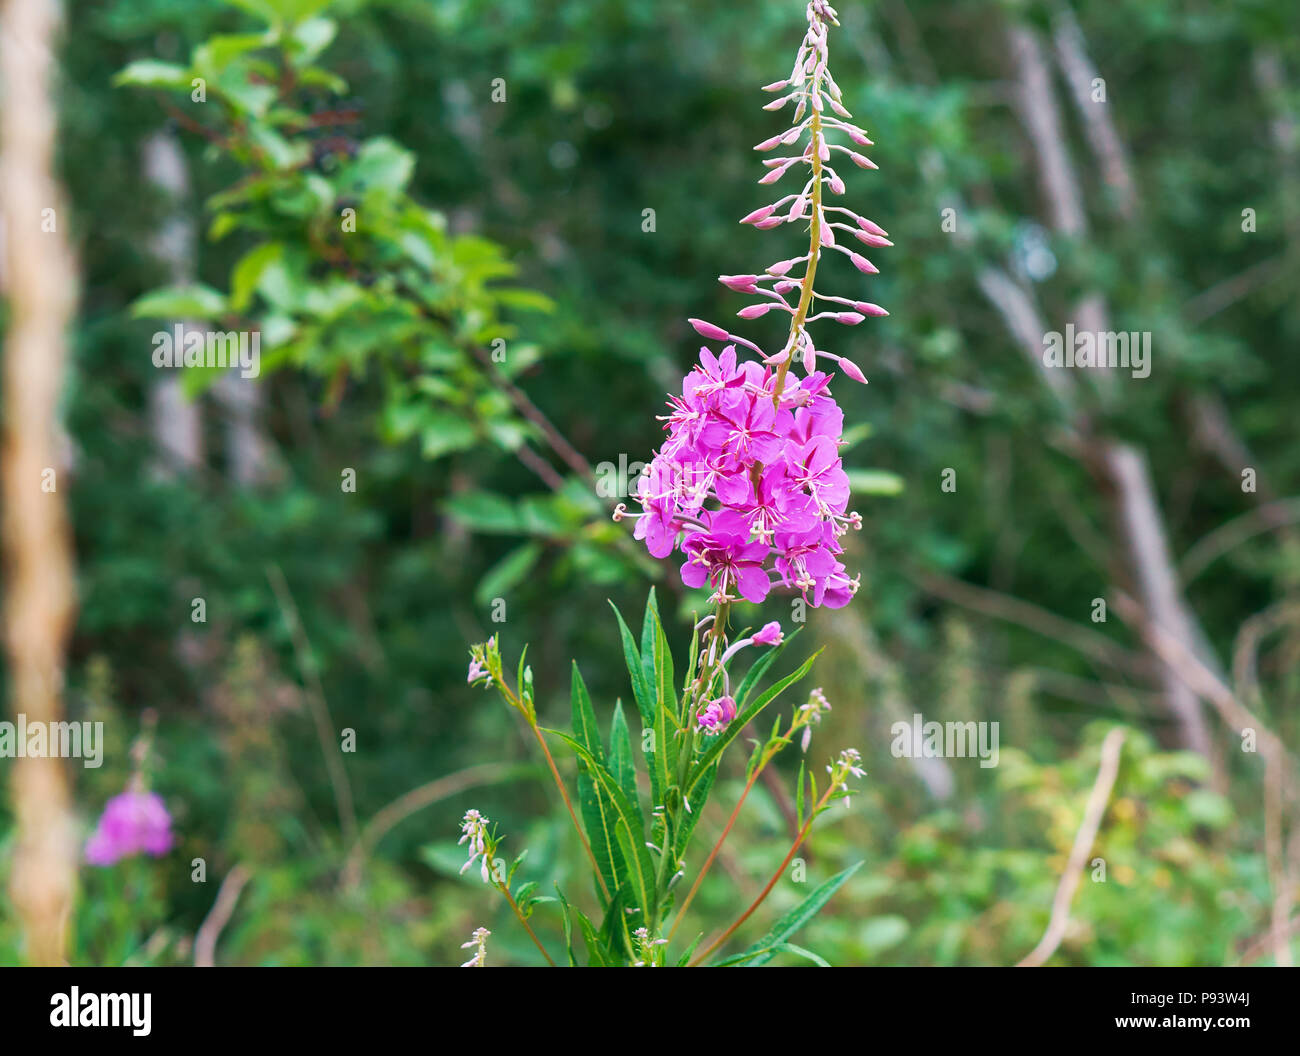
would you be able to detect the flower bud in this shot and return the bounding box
[854,301,889,316]
[737,303,773,319]
[838,357,867,383]
[688,318,730,341]
[740,204,776,225]
[849,252,878,274]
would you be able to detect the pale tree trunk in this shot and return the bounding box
[142,130,203,475]
[1,0,79,965]
[1007,23,1218,762]
[216,371,272,486]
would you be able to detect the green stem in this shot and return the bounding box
[497,879,557,967]
[530,722,612,902]
[771,106,824,406]
[688,783,834,966]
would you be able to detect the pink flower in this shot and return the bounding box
[752,621,784,647]
[85,790,173,866]
[698,695,738,734]
[619,0,879,613]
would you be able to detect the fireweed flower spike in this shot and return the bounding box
[632,927,670,967]
[624,0,882,612]
[464,2,876,967]
[827,747,867,808]
[460,927,491,967]
[458,809,491,883]
[798,686,832,751]
[85,787,174,866]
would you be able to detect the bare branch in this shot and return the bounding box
[195,865,252,967]
[1018,728,1126,967]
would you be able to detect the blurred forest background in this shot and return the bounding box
[1,0,1298,966]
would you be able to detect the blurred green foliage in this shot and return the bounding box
[1,0,1297,965]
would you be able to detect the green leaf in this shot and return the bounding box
[674,932,704,966]
[347,137,415,193]
[609,601,661,806]
[288,15,336,65]
[715,941,830,967]
[576,768,623,905]
[674,760,715,856]
[547,729,656,925]
[443,491,519,534]
[553,885,579,967]
[473,543,542,607]
[688,649,822,800]
[421,417,479,460]
[230,242,285,312]
[131,284,227,320]
[638,590,676,814]
[576,908,614,967]
[610,602,652,726]
[570,663,605,765]
[608,699,639,807]
[722,861,864,967]
[112,60,192,91]
[845,468,904,496]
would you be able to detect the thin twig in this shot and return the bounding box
[1017,728,1126,967]
[194,865,252,967]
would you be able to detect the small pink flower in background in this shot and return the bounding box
[752,621,784,646]
[697,695,738,734]
[85,789,173,866]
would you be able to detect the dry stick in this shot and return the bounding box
[266,564,359,850]
[1183,255,1285,325]
[1180,498,1300,585]
[1050,4,1140,221]
[1017,727,1126,967]
[1,0,79,968]
[689,784,835,967]
[1234,915,1300,967]
[342,761,527,888]
[194,865,252,967]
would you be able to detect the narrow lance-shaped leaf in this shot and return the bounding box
[546,729,658,925]
[724,861,864,967]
